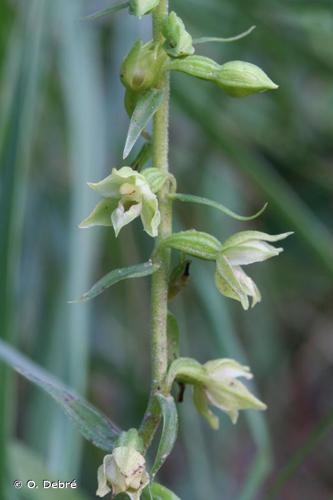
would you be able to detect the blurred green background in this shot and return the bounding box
[1,0,333,499]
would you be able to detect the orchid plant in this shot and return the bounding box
[0,1,292,499]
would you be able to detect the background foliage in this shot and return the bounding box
[1,0,333,499]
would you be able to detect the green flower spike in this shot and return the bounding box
[96,447,149,499]
[194,359,267,428]
[79,166,160,237]
[162,11,194,57]
[215,231,293,309]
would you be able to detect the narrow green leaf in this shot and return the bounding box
[193,26,256,44]
[167,312,180,363]
[161,230,222,261]
[169,193,267,221]
[9,441,89,500]
[0,340,121,452]
[151,394,178,477]
[142,482,181,500]
[71,261,160,303]
[83,1,129,20]
[123,88,165,159]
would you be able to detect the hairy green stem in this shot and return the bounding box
[140,0,171,449]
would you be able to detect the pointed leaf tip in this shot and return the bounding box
[123,88,165,159]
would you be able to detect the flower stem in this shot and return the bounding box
[140,0,171,449]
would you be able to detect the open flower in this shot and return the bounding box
[215,231,293,309]
[79,166,160,237]
[96,447,149,499]
[193,359,267,428]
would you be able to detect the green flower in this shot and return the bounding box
[215,231,293,309]
[166,357,266,429]
[193,359,267,428]
[96,447,149,499]
[79,166,160,237]
[162,11,194,58]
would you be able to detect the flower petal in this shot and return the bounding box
[223,240,283,266]
[222,230,293,250]
[140,194,160,237]
[88,166,139,198]
[111,202,142,237]
[233,267,261,308]
[215,255,249,310]
[193,386,219,430]
[96,464,111,498]
[204,359,253,381]
[103,455,127,494]
[79,199,118,228]
[206,379,266,424]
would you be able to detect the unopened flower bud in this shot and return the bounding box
[121,40,167,92]
[162,11,194,58]
[129,0,159,17]
[215,60,278,97]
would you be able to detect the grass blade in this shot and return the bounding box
[266,409,333,499]
[0,0,46,491]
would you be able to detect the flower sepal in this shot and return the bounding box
[162,11,194,58]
